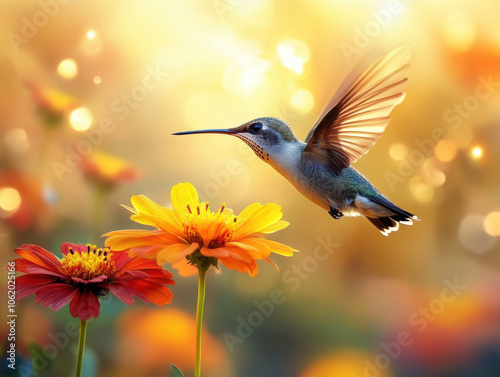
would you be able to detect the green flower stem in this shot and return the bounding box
[195,264,209,377]
[75,320,88,377]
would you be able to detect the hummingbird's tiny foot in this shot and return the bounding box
[328,206,343,220]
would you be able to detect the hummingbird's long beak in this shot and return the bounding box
[172,128,236,136]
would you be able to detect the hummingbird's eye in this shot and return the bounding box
[249,123,263,134]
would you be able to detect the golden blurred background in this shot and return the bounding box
[1,1,499,376]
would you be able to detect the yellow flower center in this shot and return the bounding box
[60,245,115,280]
[182,202,237,248]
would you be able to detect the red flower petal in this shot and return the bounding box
[112,254,175,283]
[107,280,173,305]
[106,284,138,305]
[136,270,176,285]
[61,242,87,256]
[117,270,150,280]
[71,275,108,284]
[69,290,100,320]
[34,283,78,311]
[114,255,161,272]
[25,265,66,277]
[11,258,35,273]
[110,249,134,269]
[61,242,73,256]
[15,274,62,300]
[15,244,62,273]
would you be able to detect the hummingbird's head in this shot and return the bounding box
[173,117,302,163]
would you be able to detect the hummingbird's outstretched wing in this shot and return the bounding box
[304,46,410,175]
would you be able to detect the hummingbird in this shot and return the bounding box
[173,47,418,235]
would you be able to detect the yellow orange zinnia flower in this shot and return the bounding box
[104,182,297,276]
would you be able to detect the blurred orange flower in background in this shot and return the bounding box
[114,308,230,376]
[300,349,393,377]
[104,182,297,276]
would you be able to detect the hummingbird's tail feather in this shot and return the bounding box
[366,213,416,236]
[364,194,418,236]
[366,216,400,236]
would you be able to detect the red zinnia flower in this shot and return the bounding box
[13,243,175,320]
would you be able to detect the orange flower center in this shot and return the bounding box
[60,245,115,280]
[182,202,237,249]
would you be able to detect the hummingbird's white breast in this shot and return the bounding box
[266,141,305,179]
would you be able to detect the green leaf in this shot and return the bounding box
[170,363,184,377]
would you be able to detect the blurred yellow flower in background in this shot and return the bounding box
[104,182,297,276]
[78,151,140,243]
[80,151,139,189]
[24,80,80,128]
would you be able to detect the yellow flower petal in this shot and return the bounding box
[224,240,270,260]
[235,203,284,239]
[224,241,260,252]
[199,246,230,258]
[238,202,263,220]
[104,229,177,250]
[128,245,164,259]
[157,243,199,265]
[228,238,297,257]
[172,259,198,276]
[219,257,258,277]
[256,239,297,257]
[129,195,183,235]
[171,182,200,217]
[259,220,290,234]
[203,246,253,263]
